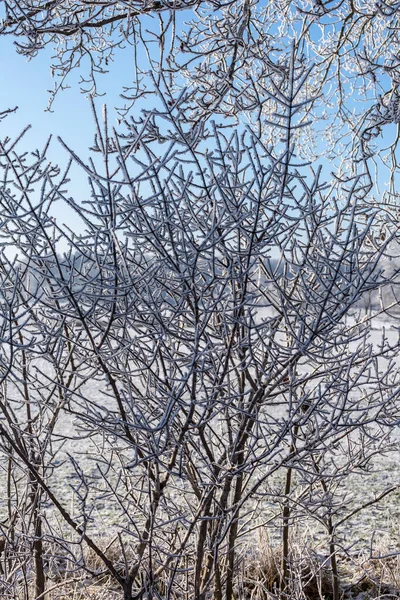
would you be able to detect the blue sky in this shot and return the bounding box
[1,18,399,246]
[0,34,141,238]
[0,36,129,159]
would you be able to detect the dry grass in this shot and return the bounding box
[238,530,400,600]
[34,578,121,600]
[340,553,400,599]
[239,531,334,600]
[2,529,399,599]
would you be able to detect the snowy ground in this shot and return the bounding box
[0,311,399,563]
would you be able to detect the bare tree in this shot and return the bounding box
[2,0,400,173]
[0,47,398,600]
[0,4,399,600]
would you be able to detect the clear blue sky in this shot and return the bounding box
[1,23,399,240]
[0,36,132,158]
[0,35,142,237]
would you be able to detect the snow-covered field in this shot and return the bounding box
[0,312,399,561]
